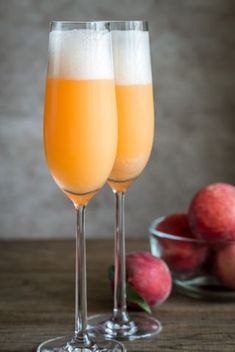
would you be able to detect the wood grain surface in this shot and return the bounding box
[0,239,235,352]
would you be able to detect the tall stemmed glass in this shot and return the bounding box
[89,21,161,340]
[38,21,125,352]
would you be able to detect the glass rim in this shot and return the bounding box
[108,20,148,24]
[109,20,148,31]
[50,20,109,25]
[50,20,149,31]
[50,20,148,24]
[50,21,111,32]
[149,216,235,244]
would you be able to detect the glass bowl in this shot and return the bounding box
[149,217,235,301]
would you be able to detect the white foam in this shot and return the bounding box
[111,30,152,85]
[48,29,114,79]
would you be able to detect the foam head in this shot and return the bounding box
[48,29,114,79]
[112,30,152,85]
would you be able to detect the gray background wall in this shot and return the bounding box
[0,0,234,239]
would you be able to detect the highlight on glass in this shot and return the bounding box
[38,21,125,352]
[88,20,161,341]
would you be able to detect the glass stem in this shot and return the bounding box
[113,191,129,324]
[74,205,92,346]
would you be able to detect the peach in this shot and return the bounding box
[157,214,208,273]
[157,213,190,236]
[188,183,235,241]
[126,252,172,307]
[214,244,235,289]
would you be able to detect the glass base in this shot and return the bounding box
[37,336,125,352]
[88,313,162,341]
[174,275,235,301]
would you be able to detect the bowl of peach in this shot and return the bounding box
[149,183,235,300]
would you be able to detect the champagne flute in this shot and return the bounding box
[38,21,125,352]
[89,20,161,341]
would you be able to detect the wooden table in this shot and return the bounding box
[0,239,235,352]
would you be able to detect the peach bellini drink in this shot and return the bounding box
[39,22,125,352]
[109,25,154,192]
[45,79,117,204]
[44,35,118,205]
[109,83,154,191]
[109,91,153,191]
[89,21,160,341]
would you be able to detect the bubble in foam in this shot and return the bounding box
[48,29,113,79]
[112,30,152,85]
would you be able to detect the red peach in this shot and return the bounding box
[126,252,172,307]
[188,183,235,241]
[157,213,190,236]
[214,244,235,289]
[157,214,208,273]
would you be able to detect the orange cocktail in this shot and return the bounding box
[109,29,154,192]
[109,83,154,191]
[44,28,117,205]
[44,78,117,204]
